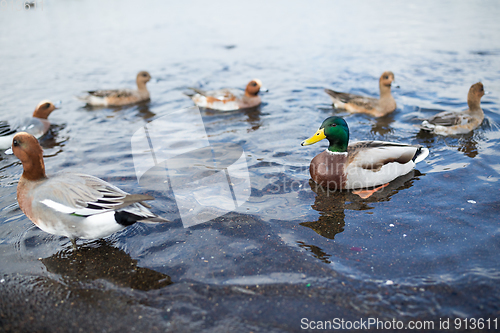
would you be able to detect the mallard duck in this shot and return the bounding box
[301,116,428,196]
[77,71,151,106]
[6,132,168,247]
[325,71,397,117]
[419,82,485,135]
[185,79,266,111]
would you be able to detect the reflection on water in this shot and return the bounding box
[242,106,263,132]
[297,241,332,264]
[301,171,421,240]
[300,213,346,240]
[136,102,157,120]
[301,181,347,240]
[202,105,263,132]
[38,124,68,151]
[41,240,172,291]
[455,133,480,158]
[82,101,156,120]
[416,129,480,158]
[370,113,396,136]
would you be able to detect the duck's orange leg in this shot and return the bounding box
[352,183,389,199]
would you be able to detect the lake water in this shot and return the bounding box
[1,0,500,331]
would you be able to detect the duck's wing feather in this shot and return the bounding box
[189,88,241,101]
[19,118,50,138]
[35,173,158,219]
[325,89,355,102]
[347,141,423,170]
[325,89,377,110]
[0,117,48,139]
[419,111,475,132]
[343,141,428,189]
[187,87,209,96]
[426,111,467,126]
[0,117,32,136]
[0,121,16,136]
[87,89,135,98]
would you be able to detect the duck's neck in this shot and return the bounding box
[379,83,392,98]
[33,109,50,120]
[137,80,148,92]
[327,144,347,153]
[21,156,47,181]
[467,96,482,113]
[245,90,257,98]
[327,138,348,153]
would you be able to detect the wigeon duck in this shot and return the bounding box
[7,132,168,247]
[0,100,60,150]
[185,79,266,111]
[77,71,151,106]
[419,82,485,135]
[325,71,397,117]
[301,116,428,198]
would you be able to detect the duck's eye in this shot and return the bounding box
[13,139,19,147]
[142,73,148,77]
[330,124,337,127]
[384,76,389,79]
[251,82,257,87]
[44,103,51,108]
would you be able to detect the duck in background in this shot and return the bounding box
[6,132,169,247]
[301,116,428,198]
[0,100,60,150]
[185,79,267,111]
[418,82,485,135]
[325,71,397,117]
[77,71,151,106]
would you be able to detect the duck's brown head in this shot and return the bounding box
[467,82,485,110]
[137,71,151,86]
[469,82,485,99]
[245,79,263,97]
[12,132,46,181]
[32,100,59,119]
[379,71,395,88]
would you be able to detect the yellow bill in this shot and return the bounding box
[301,128,326,146]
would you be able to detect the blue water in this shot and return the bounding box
[1,0,500,331]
